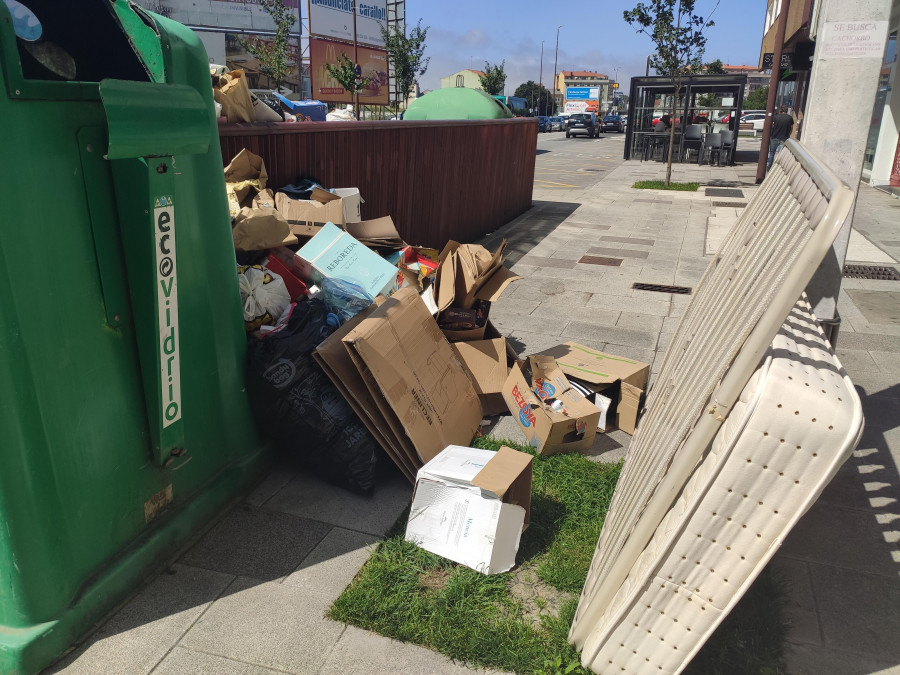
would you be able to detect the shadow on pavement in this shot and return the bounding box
[481,201,580,268]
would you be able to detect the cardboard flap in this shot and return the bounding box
[311,186,341,204]
[472,446,533,499]
[451,335,508,397]
[344,216,406,246]
[474,266,522,302]
[537,342,650,388]
[343,288,483,464]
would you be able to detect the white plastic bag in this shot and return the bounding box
[238,264,291,332]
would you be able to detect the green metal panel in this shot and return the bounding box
[101,80,209,159]
[0,2,270,671]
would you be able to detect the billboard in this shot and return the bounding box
[134,0,299,32]
[565,101,588,113]
[309,0,386,47]
[310,38,389,105]
[566,86,599,100]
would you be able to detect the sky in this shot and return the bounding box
[412,0,769,95]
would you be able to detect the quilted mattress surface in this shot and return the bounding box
[577,297,863,673]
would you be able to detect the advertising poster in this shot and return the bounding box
[310,38,389,105]
[308,0,386,47]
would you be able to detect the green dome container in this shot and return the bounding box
[404,88,514,120]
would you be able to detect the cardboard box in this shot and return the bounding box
[262,252,308,301]
[313,303,419,483]
[433,240,521,312]
[450,322,510,415]
[274,190,345,239]
[293,222,400,299]
[342,287,483,466]
[502,356,602,455]
[536,342,649,434]
[325,187,363,224]
[405,445,533,574]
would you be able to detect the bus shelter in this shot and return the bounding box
[624,74,749,163]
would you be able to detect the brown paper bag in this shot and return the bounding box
[232,207,290,251]
[213,70,254,123]
[224,149,269,216]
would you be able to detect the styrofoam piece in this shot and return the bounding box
[577,297,863,673]
[569,140,859,669]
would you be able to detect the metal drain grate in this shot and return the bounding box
[579,255,622,266]
[843,264,900,281]
[712,201,747,208]
[633,282,693,294]
[705,188,745,198]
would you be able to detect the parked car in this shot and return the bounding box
[549,116,565,131]
[620,114,628,127]
[566,112,600,138]
[740,112,767,131]
[537,115,552,132]
[600,114,624,133]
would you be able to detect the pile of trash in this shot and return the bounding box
[225,147,651,569]
[210,66,334,124]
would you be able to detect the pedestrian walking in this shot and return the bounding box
[767,106,794,169]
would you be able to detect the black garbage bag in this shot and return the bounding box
[277,178,323,201]
[246,298,379,494]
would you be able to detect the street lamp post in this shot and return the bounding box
[538,40,544,116]
[552,25,562,116]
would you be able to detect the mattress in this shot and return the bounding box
[569,140,862,672]
[577,297,863,673]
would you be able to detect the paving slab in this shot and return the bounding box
[178,507,333,581]
[179,576,345,673]
[264,465,411,537]
[50,564,234,674]
[152,646,285,674]
[319,625,508,675]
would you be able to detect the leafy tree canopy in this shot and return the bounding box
[624,0,719,184]
[325,53,371,119]
[479,61,507,96]
[379,19,430,110]
[514,81,552,116]
[705,58,725,74]
[240,0,296,90]
[744,85,768,110]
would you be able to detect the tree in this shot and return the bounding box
[479,61,507,95]
[514,81,551,116]
[624,0,719,184]
[744,85,768,110]
[239,0,296,91]
[379,19,430,114]
[705,58,725,74]
[325,53,371,120]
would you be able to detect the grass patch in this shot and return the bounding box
[329,437,787,674]
[632,180,700,191]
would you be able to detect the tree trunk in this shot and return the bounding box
[665,84,680,186]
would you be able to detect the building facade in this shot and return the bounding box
[864,1,899,191]
[439,69,485,90]
[554,70,609,114]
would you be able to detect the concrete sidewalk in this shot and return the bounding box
[52,136,900,674]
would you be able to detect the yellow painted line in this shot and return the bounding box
[534,179,577,187]
[536,168,599,176]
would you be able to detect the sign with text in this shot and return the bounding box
[308,0,386,47]
[820,21,888,59]
[762,52,794,70]
[564,101,588,113]
[566,86,599,100]
[310,38,389,104]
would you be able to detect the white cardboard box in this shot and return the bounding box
[405,445,533,574]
